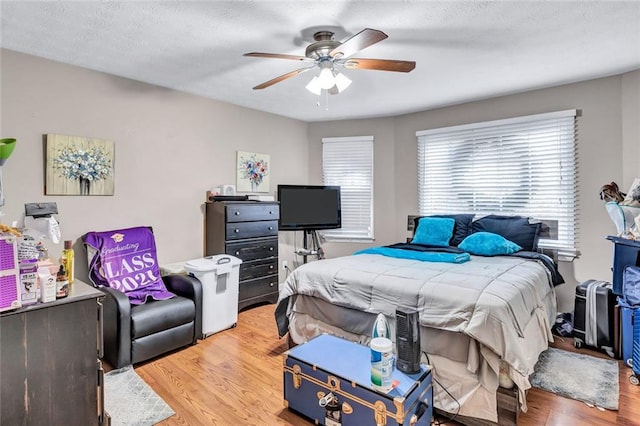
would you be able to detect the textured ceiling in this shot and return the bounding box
[1,1,639,122]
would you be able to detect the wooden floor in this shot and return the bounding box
[134,303,640,425]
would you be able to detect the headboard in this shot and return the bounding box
[407,215,559,261]
[406,214,558,240]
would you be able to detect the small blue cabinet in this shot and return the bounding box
[607,236,640,296]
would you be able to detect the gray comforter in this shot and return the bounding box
[276,252,555,376]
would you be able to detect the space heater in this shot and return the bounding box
[396,307,421,374]
[0,235,21,312]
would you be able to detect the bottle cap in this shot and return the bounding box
[370,337,393,353]
[64,240,72,249]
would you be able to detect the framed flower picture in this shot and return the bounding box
[236,151,270,193]
[45,134,115,195]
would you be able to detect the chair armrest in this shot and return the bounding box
[98,286,132,369]
[163,274,203,341]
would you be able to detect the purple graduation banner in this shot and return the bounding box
[84,226,174,304]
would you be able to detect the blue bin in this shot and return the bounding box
[620,301,634,367]
[608,236,640,296]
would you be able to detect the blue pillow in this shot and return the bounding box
[459,232,522,256]
[417,214,475,246]
[411,217,455,247]
[472,215,541,252]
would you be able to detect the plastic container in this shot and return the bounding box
[184,255,242,338]
[0,235,21,312]
[19,259,39,306]
[56,264,69,298]
[38,266,56,303]
[61,240,74,284]
[370,337,394,392]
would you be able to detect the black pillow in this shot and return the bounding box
[471,215,541,252]
[413,214,474,246]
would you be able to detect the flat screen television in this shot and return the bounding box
[277,185,341,231]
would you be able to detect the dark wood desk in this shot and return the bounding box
[0,280,107,425]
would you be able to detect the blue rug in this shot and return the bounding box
[529,347,619,410]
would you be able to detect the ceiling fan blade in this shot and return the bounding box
[329,28,388,59]
[244,52,312,62]
[252,66,315,90]
[343,58,416,73]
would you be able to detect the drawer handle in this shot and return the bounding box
[268,226,274,231]
[270,282,275,287]
[234,229,240,233]
[235,251,240,256]
[269,210,274,214]
[234,211,240,216]
[269,265,274,270]
[269,247,274,251]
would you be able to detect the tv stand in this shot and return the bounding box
[299,230,324,264]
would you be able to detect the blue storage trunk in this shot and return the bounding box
[607,236,640,296]
[283,334,433,426]
[618,267,640,368]
[620,302,634,367]
[634,307,640,375]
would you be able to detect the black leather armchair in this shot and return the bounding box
[99,274,202,369]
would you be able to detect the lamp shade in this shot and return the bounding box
[0,139,16,166]
[334,72,352,92]
[305,76,323,95]
[317,68,336,90]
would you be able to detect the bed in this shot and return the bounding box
[275,214,563,425]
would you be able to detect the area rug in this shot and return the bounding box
[104,366,175,425]
[529,347,619,410]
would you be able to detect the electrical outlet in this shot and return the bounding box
[282,260,288,271]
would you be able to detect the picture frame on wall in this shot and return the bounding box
[236,150,270,193]
[45,134,115,196]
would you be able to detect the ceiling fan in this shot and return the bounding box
[244,28,416,95]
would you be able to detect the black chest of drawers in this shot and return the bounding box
[205,201,279,310]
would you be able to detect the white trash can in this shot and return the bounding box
[184,255,242,338]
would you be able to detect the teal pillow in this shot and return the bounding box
[411,217,455,247]
[459,232,522,256]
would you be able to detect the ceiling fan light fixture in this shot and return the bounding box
[305,76,323,95]
[333,72,352,93]
[317,67,336,90]
[246,28,415,91]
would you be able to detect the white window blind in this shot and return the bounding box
[322,136,374,241]
[416,110,578,256]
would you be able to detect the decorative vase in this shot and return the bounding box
[251,181,257,192]
[79,177,90,195]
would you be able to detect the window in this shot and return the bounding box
[322,136,374,241]
[416,110,578,257]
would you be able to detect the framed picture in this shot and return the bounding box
[45,134,115,195]
[236,150,270,193]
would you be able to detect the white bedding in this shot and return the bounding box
[275,253,557,422]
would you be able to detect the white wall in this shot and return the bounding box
[304,117,396,259]
[622,70,640,188]
[0,49,308,282]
